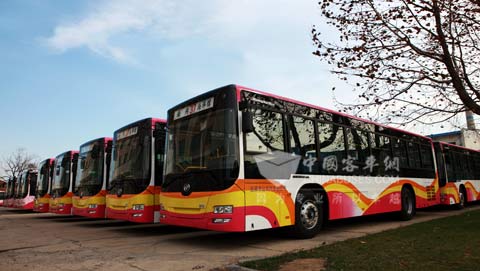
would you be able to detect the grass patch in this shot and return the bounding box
[241,210,480,271]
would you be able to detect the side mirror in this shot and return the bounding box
[80,158,86,170]
[242,111,254,133]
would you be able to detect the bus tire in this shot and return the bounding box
[399,187,415,221]
[456,187,467,209]
[291,189,323,239]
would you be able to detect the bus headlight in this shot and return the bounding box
[88,204,97,209]
[132,204,144,211]
[213,205,233,214]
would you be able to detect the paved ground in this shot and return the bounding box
[0,205,478,271]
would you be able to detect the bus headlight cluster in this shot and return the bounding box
[132,204,144,211]
[88,204,97,209]
[213,205,233,214]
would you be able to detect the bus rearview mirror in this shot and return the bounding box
[242,111,254,133]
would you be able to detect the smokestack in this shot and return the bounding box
[466,110,476,130]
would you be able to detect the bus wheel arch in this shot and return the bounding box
[291,184,327,239]
[399,185,416,221]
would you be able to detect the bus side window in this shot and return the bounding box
[345,128,369,175]
[392,138,409,170]
[288,115,319,174]
[244,108,286,179]
[407,142,421,169]
[318,122,345,175]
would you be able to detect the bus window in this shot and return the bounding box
[318,122,345,175]
[407,142,421,169]
[345,128,370,174]
[392,138,408,169]
[288,115,318,174]
[244,108,286,178]
[420,145,434,169]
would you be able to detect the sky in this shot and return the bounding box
[0,0,466,176]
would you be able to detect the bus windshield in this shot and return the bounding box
[52,153,71,198]
[108,125,151,195]
[37,161,50,198]
[15,174,23,198]
[7,179,15,198]
[164,108,239,192]
[20,172,29,198]
[75,140,104,197]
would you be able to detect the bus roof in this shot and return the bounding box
[436,141,480,153]
[114,117,166,134]
[79,137,113,147]
[235,84,432,142]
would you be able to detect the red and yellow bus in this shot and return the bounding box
[106,118,166,223]
[49,150,79,215]
[72,137,112,218]
[434,142,480,207]
[13,169,38,209]
[159,85,440,238]
[33,158,55,213]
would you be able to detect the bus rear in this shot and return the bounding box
[105,118,166,223]
[49,150,79,215]
[34,158,54,213]
[72,137,112,218]
[13,170,38,209]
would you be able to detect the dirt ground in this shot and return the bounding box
[0,205,477,271]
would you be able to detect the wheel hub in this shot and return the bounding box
[300,200,319,230]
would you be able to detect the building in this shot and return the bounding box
[428,129,480,150]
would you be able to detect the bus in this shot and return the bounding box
[13,169,38,209]
[72,137,112,218]
[159,84,439,238]
[106,118,166,223]
[33,158,55,213]
[434,142,480,208]
[49,150,79,215]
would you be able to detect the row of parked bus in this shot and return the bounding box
[3,117,165,223]
[3,84,480,238]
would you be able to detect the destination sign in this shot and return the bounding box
[174,97,214,120]
[80,143,94,154]
[117,126,138,140]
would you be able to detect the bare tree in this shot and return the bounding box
[313,0,480,126]
[1,148,38,179]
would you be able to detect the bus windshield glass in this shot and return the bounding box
[108,125,151,195]
[7,179,15,198]
[36,161,50,197]
[20,172,29,198]
[52,153,71,198]
[164,108,239,192]
[75,140,104,197]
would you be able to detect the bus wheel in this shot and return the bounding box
[292,189,323,239]
[456,187,467,209]
[399,187,415,221]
